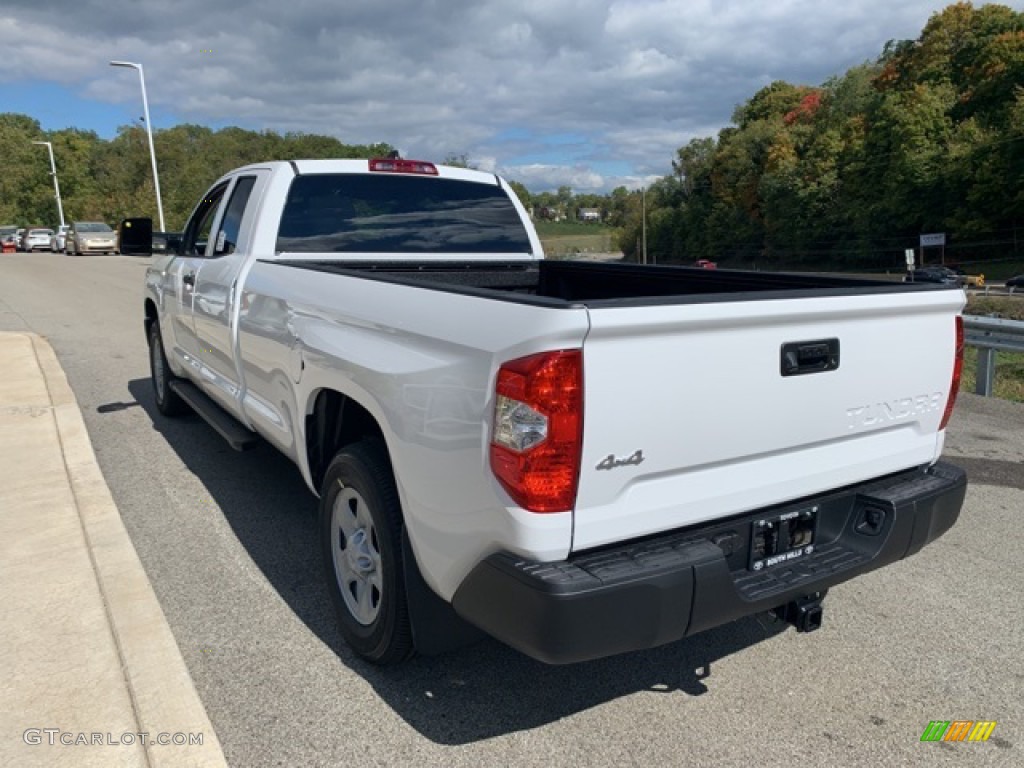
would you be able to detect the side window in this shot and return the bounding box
[182,183,229,257]
[213,176,257,256]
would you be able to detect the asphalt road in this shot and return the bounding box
[1,252,1021,767]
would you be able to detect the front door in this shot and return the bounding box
[166,181,230,377]
[192,172,267,413]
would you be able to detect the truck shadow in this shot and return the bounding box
[128,378,789,746]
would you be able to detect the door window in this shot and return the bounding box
[214,176,257,256]
[182,183,229,257]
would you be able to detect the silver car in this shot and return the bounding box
[66,221,118,255]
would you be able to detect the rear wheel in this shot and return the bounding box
[148,322,186,417]
[320,440,413,665]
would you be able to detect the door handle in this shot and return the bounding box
[183,272,196,288]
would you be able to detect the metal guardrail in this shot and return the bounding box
[963,314,1024,396]
[975,285,1021,297]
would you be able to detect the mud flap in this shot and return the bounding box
[402,530,485,656]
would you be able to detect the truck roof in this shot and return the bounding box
[227,159,502,187]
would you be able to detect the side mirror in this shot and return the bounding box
[119,217,153,255]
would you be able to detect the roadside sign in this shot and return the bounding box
[920,233,945,247]
[905,249,915,269]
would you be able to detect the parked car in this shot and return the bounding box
[51,224,70,252]
[904,266,964,286]
[0,225,17,253]
[1006,274,1024,289]
[695,259,718,269]
[23,228,54,252]
[65,221,118,255]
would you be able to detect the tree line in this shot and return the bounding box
[2,2,1020,271]
[619,2,1024,269]
[0,117,394,231]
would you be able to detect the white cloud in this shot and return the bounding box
[3,0,1020,192]
[502,164,606,192]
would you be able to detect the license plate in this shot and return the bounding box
[749,506,818,571]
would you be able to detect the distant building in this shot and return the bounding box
[537,206,567,221]
[577,208,602,222]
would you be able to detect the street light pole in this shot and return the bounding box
[110,60,165,231]
[31,141,64,227]
[641,186,647,265]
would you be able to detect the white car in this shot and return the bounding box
[23,228,55,252]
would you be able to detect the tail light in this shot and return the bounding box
[490,350,583,513]
[938,315,964,431]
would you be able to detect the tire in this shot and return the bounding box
[320,440,413,665]
[148,322,186,417]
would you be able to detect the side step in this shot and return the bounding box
[168,380,261,451]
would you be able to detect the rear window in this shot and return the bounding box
[276,173,531,254]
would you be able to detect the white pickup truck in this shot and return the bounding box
[142,158,967,665]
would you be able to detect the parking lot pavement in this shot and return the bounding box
[0,252,1020,767]
[0,331,227,768]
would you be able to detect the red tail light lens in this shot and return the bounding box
[369,158,438,175]
[939,315,964,431]
[490,350,583,513]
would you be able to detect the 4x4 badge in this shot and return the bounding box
[596,450,645,471]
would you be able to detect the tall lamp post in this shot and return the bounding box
[109,60,165,231]
[31,141,64,227]
[641,185,648,265]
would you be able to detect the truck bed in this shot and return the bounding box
[277,258,948,307]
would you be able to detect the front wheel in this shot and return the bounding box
[148,322,186,417]
[320,440,413,665]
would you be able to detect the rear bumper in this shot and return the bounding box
[452,461,967,664]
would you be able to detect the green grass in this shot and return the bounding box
[961,347,1024,402]
[966,295,1024,321]
[533,221,619,257]
[540,234,617,256]
[533,220,613,237]
[963,295,1024,402]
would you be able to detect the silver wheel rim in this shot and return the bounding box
[151,334,166,403]
[331,484,383,626]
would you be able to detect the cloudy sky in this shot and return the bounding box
[2,1,1021,192]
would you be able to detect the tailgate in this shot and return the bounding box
[572,289,964,551]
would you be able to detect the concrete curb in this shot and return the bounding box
[28,333,229,768]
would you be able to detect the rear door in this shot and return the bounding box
[571,289,964,551]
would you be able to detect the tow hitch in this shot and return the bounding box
[773,592,825,633]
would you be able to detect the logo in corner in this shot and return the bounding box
[920,720,996,743]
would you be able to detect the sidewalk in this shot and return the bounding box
[0,333,227,768]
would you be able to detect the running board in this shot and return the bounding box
[168,380,261,451]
